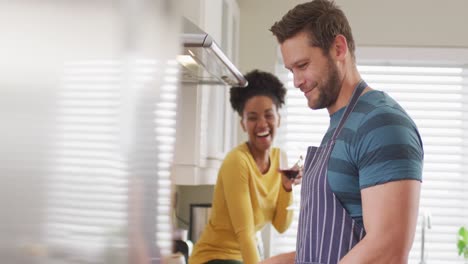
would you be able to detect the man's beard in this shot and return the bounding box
[312,57,341,110]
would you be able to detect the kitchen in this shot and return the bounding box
[175,1,468,264]
[1,0,468,263]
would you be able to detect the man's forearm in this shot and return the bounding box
[339,235,408,264]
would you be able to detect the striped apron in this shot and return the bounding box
[295,81,367,264]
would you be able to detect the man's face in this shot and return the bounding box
[280,31,341,110]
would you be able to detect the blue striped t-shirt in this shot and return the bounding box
[321,90,424,227]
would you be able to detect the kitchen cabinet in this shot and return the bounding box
[173,0,241,185]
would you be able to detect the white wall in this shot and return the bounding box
[238,0,468,73]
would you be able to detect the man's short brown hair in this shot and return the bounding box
[270,0,355,59]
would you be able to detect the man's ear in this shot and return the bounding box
[331,34,348,61]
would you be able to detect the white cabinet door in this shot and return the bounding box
[174,0,241,185]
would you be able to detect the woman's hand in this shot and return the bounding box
[280,165,302,192]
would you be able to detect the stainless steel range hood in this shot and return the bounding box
[178,17,248,87]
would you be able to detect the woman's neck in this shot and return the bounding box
[246,142,270,174]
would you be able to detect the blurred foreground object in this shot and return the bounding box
[0,0,181,263]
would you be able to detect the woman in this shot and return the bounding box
[189,70,296,264]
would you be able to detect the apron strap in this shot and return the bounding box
[331,80,368,141]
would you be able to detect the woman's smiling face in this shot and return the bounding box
[241,95,280,153]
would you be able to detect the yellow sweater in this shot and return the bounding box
[189,143,293,264]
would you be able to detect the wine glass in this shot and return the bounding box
[279,151,303,210]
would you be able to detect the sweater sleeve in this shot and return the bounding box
[271,149,293,233]
[221,153,260,264]
[272,185,293,233]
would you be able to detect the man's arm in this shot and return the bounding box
[259,251,295,264]
[339,179,420,263]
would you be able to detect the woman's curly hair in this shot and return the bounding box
[230,70,287,116]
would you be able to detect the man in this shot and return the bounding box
[261,0,424,263]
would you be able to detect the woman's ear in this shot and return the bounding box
[277,112,281,127]
[240,117,247,132]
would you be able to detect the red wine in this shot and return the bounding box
[280,169,299,179]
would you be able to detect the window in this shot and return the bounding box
[271,47,468,264]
